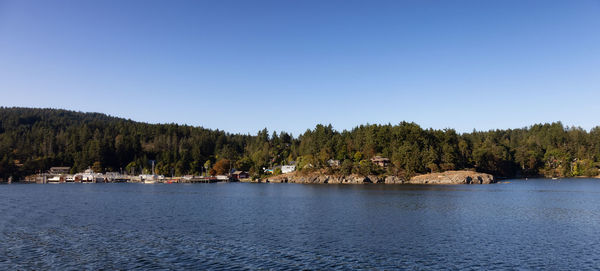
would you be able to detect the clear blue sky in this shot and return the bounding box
[1,0,599,136]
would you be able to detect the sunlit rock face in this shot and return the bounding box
[407,170,495,184]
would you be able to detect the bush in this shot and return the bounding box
[340,159,353,175]
[358,160,376,176]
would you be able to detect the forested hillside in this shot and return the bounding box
[1,107,599,179]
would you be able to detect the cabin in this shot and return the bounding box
[231,171,249,179]
[327,159,340,167]
[371,156,391,167]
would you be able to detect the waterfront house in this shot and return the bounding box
[79,168,95,182]
[231,170,249,179]
[327,159,341,167]
[282,165,296,174]
[371,156,391,167]
[77,168,105,183]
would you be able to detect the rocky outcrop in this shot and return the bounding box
[407,170,495,184]
[261,170,494,185]
[384,175,403,184]
[264,174,373,184]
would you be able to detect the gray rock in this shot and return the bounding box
[384,176,403,184]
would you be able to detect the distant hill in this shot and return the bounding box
[1,107,599,180]
[0,107,256,178]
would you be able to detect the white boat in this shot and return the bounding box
[47,176,61,183]
[141,161,162,184]
[143,178,157,184]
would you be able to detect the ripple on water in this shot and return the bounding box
[2,181,600,269]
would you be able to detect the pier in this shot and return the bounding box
[185,177,219,183]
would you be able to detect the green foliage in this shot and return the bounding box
[340,159,353,175]
[297,155,316,170]
[353,151,363,162]
[1,108,599,179]
[235,156,253,172]
[357,160,376,176]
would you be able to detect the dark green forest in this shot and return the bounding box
[1,107,599,180]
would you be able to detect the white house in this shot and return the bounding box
[281,165,296,174]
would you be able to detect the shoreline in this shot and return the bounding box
[4,176,600,185]
[6,172,600,185]
[260,170,495,185]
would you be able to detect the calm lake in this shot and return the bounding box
[1,179,600,269]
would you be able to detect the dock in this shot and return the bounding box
[187,177,219,183]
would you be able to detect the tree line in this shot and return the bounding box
[1,107,599,180]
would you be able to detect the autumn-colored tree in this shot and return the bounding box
[212,159,231,175]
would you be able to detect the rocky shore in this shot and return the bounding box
[260,170,495,185]
[406,170,495,184]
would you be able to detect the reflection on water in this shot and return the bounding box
[1,179,600,269]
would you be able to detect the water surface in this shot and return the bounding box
[1,179,600,269]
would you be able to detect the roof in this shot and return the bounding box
[371,156,390,162]
[232,171,246,174]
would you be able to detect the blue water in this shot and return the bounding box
[1,179,600,270]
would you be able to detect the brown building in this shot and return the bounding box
[231,171,250,180]
[370,156,391,167]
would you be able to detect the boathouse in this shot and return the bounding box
[231,170,249,179]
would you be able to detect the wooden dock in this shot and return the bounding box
[186,177,219,183]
